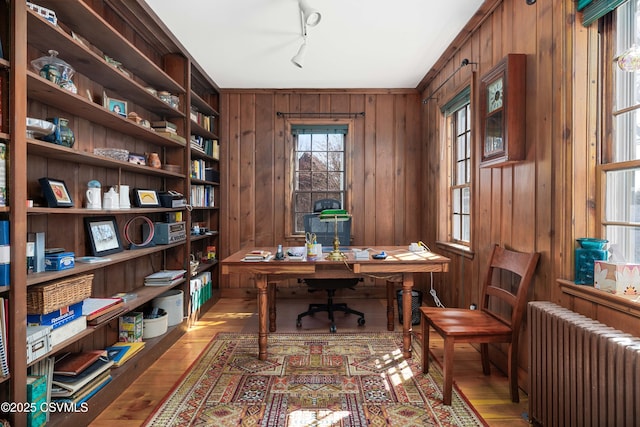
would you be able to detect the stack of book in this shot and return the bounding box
[51,350,113,405]
[105,341,145,367]
[242,250,273,261]
[82,297,125,326]
[144,269,187,286]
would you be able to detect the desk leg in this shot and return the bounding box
[386,280,395,331]
[256,274,268,361]
[268,281,277,332]
[402,273,414,359]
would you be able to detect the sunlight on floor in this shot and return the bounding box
[369,347,415,386]
[288,409,350,427]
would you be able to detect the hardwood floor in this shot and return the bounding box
[90,297,530,426]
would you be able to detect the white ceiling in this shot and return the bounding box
[144,0,484,89]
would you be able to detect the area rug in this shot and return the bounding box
[144,332,486,426]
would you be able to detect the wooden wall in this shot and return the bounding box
[420,0,595,390]
[219,90,425,296]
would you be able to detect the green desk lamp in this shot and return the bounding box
[319,209,350,261]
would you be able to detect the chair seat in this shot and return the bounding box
[420,308,512,340]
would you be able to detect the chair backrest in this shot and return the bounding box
[481,245,540,334]
[304,214,352,247]
[313,198,341,212]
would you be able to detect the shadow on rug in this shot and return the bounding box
[144,332,486,426]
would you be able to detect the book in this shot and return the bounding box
[243,250,272,260]
[0,221,8,286]
[53,370,112,406]
[87,305,127,326]
[54,350,106,376]
[144,270,187,286]
[51,357,113,397]
[106,342,145,367]
[82,298,124,321]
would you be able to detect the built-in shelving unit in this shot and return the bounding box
[0,1,222,425]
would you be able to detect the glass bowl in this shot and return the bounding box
[26,117,56,139]
[31,50,75,85]
[576,238,608,250]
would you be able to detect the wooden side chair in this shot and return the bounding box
[420,244,540,405]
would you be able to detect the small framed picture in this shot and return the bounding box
[107,97,127,117]
[128,152,146,165]
[84,216,123,256]
[38,177,74,207]
[133,189,160,207]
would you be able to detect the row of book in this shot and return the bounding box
[190,135,219,159]
[190,185,215,208]
[189,108,216,134]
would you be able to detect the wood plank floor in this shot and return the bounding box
[90,297,530,426]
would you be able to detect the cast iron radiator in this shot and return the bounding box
[528,301,640,426]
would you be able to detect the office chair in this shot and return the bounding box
[420,245,539,405]
[296,200,365,333]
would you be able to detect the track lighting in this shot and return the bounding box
[299,0,321,27]
[291,40,307,68]
[291,0,320,68]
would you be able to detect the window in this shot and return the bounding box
[442,88,472,246]
[291,124,348,234]
[601,0,640,263]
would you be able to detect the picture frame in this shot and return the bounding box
[84,216,123,257]
[38,177,74,207]
[106,97,127,117]
[128,152,146,165]
[133,188,160,207]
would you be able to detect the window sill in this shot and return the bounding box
[558,278,640,316]
[435,241,475,259]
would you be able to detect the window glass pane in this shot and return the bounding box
[328,152,343,171]
[605,168,639,222]
[295,192,311,213]
[328,134,344,151]
[462,215,470,242]
[612,110,640,162]
[312,134,328,151]
[298,152,312,170]
[327,172,342,190]
[456,136,466,161]
[457,161,465,185]
[297,172,311,190]
[312,172,328,190]
[297,134,311,151]
[462,187,470,214]
[457,108,466,133]
[452,188,460,213]
[605,225,640,263]
[453,214,461,240]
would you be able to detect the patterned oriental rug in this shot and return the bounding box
[144,332,486,426]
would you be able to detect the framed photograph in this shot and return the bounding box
[38,177,74,207]
[133,188,160,207]
[84,216,123,256]
[107,97,127,117]
[128,152,146,165]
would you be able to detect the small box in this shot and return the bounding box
[119,311,143,342]
[27,375,47,402]
[27,301,83,329]
[594,261,640,295]
[26,325,52,364]
[49,315,87,347]
[44,251,75,271]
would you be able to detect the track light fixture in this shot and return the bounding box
[291,0,321,68]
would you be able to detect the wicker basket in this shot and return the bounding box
[27,273,93,314]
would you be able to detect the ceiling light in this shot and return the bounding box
[299,0,321,27]
[291,41,307,68]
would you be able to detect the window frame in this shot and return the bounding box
[436,84,474,255]
[284,119,354,239]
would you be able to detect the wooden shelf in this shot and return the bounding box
[27,139,186,177]
[190,120,218,140]
[191,91,218,117]
[32,1,185,94]
[27,72,186,147]
[26,242,185,286]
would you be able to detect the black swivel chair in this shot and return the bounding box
[296,199,365,333]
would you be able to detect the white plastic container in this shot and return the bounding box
[153,290,184,326]
[142,309,168,339]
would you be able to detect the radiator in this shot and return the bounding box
[528,301,640,427]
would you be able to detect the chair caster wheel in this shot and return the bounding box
[358,317,365,326]
[296,319,302,328]
[330,325,337,333]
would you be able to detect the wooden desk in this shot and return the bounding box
[221,246,450,360]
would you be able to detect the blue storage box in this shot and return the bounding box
[45,251,75,271]
[27,301,83,329]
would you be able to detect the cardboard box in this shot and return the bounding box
[594,261,640,295]
[119,311,143,342]
[44,251,75,271]
[49,315,87,347]
[26,325,51,364]
[27,301,83,329]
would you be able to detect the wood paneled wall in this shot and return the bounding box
[420,0,594,390]
[219,90,425,295]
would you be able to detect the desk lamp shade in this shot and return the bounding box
[319,209,351,260]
